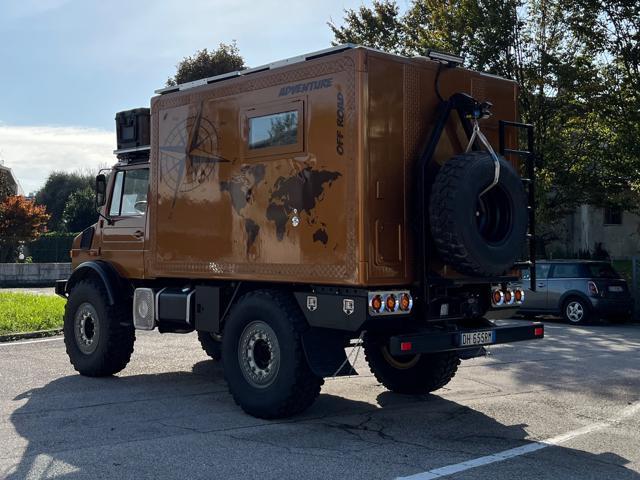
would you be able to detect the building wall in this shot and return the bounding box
[548,205,640,259]
[0,165,23,195]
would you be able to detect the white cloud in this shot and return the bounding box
[0,124,115,194]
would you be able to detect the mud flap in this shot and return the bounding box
[301,328,358,377]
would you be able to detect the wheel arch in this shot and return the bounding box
[65,261,130,306]
[559,290,592,311]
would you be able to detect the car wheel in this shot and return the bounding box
[562,297,591,325]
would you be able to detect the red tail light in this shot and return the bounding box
[534,326,544,337]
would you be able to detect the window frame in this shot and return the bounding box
[242,99,304,159]
[549,263,583,279]
[107,165,150,219]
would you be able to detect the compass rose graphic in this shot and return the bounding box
[159,103,230,208]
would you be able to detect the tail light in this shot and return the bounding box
[370,295,383,313]
[587,281,599,297]
[399,293,412,311]
[504,289,514,305]
[368,291,412,316]
[514,289,525,304]
[492,289,505,306]
[385,294,398,312]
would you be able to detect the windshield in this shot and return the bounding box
[585,263,620,279]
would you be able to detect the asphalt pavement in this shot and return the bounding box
[0,318,639,479]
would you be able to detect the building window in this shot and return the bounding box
[248,110,299,150]
[604,206,622,225]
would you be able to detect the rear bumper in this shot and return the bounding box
[591,298,634,318]
[389,321,544,356]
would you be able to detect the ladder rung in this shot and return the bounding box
[504,148,533,156]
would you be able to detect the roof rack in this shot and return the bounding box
[155,44,357,95]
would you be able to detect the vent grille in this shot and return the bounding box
[133,288,155,330]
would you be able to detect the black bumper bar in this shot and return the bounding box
[389,321,544,356]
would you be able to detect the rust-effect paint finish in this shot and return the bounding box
[74,48,519,287]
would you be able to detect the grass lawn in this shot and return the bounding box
[0,292,65,335]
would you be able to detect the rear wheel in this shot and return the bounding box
[197,331,222,361]
[64,278,135,376]
[222,290,323,419]
[562,297,592,325]
[363,334,460,394]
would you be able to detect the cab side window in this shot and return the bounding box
[109,168,149,217]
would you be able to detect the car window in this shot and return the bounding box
[537,264,551,279]
[520,264,551,280]
[109,168,149,216]
[551,264,582,278]
[586,263,619,279]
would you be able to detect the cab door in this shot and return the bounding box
[100,165,149,278]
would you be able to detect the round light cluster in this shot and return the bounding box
[492,288,525,306]
[369,292,413,315]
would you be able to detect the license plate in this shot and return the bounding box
[609,286,623,292]
[460,330,495,347]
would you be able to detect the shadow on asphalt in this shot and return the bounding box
[5,358,639,479]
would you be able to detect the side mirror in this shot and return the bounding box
[96,174,107,207]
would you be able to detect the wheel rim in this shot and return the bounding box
[475,185,513,246]
[238,321,280,388]
[74,302,100,354]
[566,301,584,323]
[381,345,421,369]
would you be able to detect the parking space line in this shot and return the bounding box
[0,337,63,347]
[397,400,640,480]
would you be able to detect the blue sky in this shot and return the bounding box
[0,0,370,193]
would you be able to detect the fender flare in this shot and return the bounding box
[65,261,129,306]
[558,290,592,311]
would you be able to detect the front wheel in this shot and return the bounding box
[222,290,323,419]
[63,278,135,376]
[363,334,460,394]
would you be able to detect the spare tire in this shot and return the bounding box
[429,151,527,277]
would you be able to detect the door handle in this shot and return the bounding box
[537,283,545,287]
[134,230,144,238]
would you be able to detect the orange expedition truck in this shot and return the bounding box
[56,45,543,418]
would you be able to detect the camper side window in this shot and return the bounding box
[248,111,299,149]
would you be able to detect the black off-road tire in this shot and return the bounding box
[197,331,222,361]
[222,290,324,419]
[562,296,593,325]
[63,278,135,377]
[429,151,528,277]
[363,334,460,394]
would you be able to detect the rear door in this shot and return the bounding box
[100,165,149,278]
[521,263,551,311]
[547,263,583,311]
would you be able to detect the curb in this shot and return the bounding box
[0,328,63,343]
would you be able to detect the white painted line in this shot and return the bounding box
[0,336,63,347]
[397,400,640,480]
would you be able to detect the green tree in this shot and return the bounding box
[166,42,246,86]
[329,0,640,238]
[62,186,97,233]
[35,171,94,231]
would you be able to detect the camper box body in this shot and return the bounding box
[137,47,518,286]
